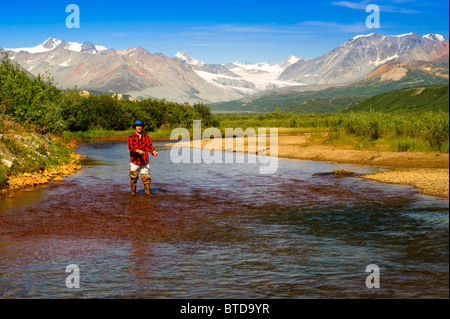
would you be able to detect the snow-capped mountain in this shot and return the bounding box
[278,55,303,69]
[174,51,205,67]
[174,52,303,94]
[3,38,245,103]
[6,37,107,55]
[423,34,446,43]
[280,33,449,84]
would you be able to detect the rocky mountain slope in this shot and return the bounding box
[4,39,246,103]
[279,33,448,85]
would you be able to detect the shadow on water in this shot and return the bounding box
[0,140,448,298]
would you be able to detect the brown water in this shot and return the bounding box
[0,140,448,298]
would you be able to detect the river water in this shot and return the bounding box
[0,140,448,298]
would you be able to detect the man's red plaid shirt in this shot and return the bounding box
[128,132,155,165]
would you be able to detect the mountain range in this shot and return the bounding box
[279,32,448,84]
[1,32,448,106]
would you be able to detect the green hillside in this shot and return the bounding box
[285,97,361,113]
[346,85,449,113]
[212,86,367,113]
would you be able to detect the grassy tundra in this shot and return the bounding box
[214,111,449,153]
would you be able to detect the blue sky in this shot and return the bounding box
[0,0,448,64]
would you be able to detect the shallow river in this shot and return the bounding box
[0,140,448,298]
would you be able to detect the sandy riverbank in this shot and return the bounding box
[165,133,449,198]
[360,168,449,198]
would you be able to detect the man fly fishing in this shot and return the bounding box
[128,120,158,195]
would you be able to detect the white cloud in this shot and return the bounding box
[331,1,368,10]
[331,0,421,13]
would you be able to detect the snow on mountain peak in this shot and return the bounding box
[42,37,62,49]
[5,38,107,54]
[174,51,205,66]
[174,51,190,59]
[174,51,302,73]
[424,34,446,43]
[95,45,108,52]
[6,38,59,54]
[285,55,301,64]
[279,55,302,68]
[393,32,416,38]
[352,33,377,41]
[349,32,422,43]
[348,32,448,44]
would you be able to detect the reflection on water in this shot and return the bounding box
[0,141,448,298]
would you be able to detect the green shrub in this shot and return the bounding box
[439,141,449,153]
[355,137,376,150]
[391,138,431,152]
[0,163,9,185]
[3,138,26,155]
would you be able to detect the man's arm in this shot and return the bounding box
[145,135,158,156]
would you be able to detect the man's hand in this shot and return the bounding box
[136,150,144,155]
[152,150,158,156]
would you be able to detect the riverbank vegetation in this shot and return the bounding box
[0,113,73,188]
[214,111,449,153]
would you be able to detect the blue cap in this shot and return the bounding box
[133,120,143,127]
